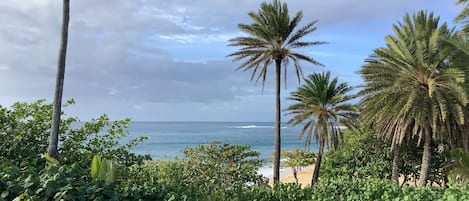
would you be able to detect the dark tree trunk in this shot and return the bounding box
[48,0,70,159]
[463,131,469,154]
[327,133,332,150]
[392,144,401,185]
[292,167,298,184]
[311,138,324,185]
[333,133,338,150]
[273,59,282,185]
[418,130,432,187]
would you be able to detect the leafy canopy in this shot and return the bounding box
[228,0,325,88]
[286,72,358,149]
[359,11,466,147]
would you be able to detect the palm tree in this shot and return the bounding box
[456,0,469,33]
[285,72,357,185]
[359,11,466,187]
[48,0,70,159]
[227,0,325,184]
[447,36,469,154]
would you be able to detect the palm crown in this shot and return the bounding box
[360,11,466,147]
[227,0,325,87]
[286,72,357,149]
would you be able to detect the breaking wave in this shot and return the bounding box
[229,125,288,129]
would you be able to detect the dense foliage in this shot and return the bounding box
[0,100,150,169]
[320,129,392,180]
[359,10,466,186]
[1,100,469,200]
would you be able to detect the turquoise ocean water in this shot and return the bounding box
[122,122,318,163]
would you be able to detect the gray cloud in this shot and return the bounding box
[0,0,457,121]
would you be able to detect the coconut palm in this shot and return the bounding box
[285,72,357,185]
[48,0,70,159]
[456,0,469,33]
[359,11,466,187]
[227,0,325,184]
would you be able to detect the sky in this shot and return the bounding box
[0,0,463,122]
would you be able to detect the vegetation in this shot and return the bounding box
[227,0,325,184]
[1,100,469,200]
[286,72,357,185]
[280,149,315,184]
[446,148,469,183]
[4,0,469,200]
[456,0,469,32]
[359,11,466,187]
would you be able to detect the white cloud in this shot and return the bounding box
[159,32,241,44]
[159,34,197,43]
[133,104,143,110]
[0,65,9,71]
[108,88,120,96]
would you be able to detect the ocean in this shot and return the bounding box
[123,121,318,163]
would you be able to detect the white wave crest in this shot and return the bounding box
[229,125,288,129]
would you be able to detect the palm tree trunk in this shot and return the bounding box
[333,132,338,149]
[392,144,401,185]
[48,0,70,159]
[292,167,298,184]
[463,130,469,154]
[327,133,332,150]
[311,137,324,185]
[273,59,282,185]
[418,130,432,187]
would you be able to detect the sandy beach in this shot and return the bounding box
[265,165,315,186]
[268,166,440,187]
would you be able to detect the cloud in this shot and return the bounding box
[0,0,457,121]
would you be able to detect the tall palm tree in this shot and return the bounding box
[359,11,466,187]
[48,0,70,159]
[285,72,357,185]
[227,0,325,184]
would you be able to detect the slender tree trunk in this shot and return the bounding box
[48,0,70,159]
[292,167,298,184]
[327,133,332,150]
[311,137,324,185]
[418,130,432,187]
[273,59,281,185]
[463,131,469,154]
[392,144,401,185]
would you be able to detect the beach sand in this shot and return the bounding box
[271,166,441,187]
[266,165,315,186]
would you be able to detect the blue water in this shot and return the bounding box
[123,122,317,163]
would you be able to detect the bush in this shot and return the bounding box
[0,100,151,200]
[153,142,266,200]
[0,100,150,169]
[0,159,121,201]
[321,129,392,180]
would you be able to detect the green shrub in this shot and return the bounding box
[0,100,150,169]
[153,142,266,200]
[321,129,392,180]
[0,160,121,201]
